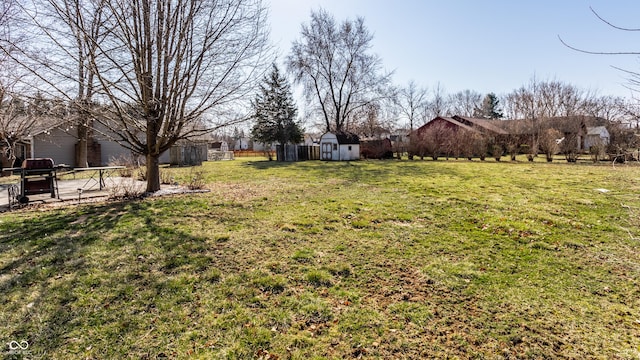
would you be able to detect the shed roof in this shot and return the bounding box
[330,131,360,144]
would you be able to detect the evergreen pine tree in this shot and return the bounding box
[475,93,504,119]
[251,64,303,146]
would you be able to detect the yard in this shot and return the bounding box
[1,158,639,359]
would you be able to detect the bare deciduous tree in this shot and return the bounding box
[394,80,428,131]
[8,0,270,192]
[503,78,594,120]
[501,77,608,161]
[582,95,627,122]
[424,82,449,120]
[2,0,108,167]
[0,85,37,170]
[559,7,640,92]
[448,89,482,118]
[0,0,32,172]
[287,9,391,133]
[50,0,106,168]
[349,102,389,138]
[0,0,21,53]
[97,0,270,191]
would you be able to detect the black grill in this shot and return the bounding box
[18,158,58,203]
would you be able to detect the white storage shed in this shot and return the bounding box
[319,132,360,161]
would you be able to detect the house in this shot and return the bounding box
[415,115,608,153]
[319,131,360,161]
[451,116,510,137]
[584,126,610,149]
[415,116,475,135]
[233,137,251,150]
[495,116,607,152]
[252,141,276,152]
[303,133,321,146]
[26,119,170,167]
[415,116,507,138]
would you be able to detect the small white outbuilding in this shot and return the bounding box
[319,131,360,161]
[584,126,610,149]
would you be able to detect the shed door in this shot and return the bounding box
[321,143,333,160]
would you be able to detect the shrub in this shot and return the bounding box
[108,178,145,199]
[492,144,503,161]
[589,142,606,163]
[188,168,206,190]
[160,169,174,185]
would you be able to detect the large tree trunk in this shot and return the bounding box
[146,153,160,192]
[76,120,88,168]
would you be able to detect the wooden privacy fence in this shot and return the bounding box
[170,144,208,166]
[233,150,276,158]
[276,145,320,161]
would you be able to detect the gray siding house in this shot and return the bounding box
[29,121,169,166]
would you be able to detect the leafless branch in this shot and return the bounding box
[558,35,640,56]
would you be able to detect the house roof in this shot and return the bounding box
[492,116,606,135]
[416,116,476,134]
[452,116,509,135]
[414,115,610,139]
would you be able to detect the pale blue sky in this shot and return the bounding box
[268,0,640,99]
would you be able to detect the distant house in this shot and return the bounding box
[252,141,276,152]
[234,137,251,150]
[497,116,606,152]
[451,116,510,137]
[414,115,607,154]
[390,129,411,144]
[584,126,610,149]
[303,133,321,146]
[319,131,360,161]
[415,116,507,138]
[416,116,473,135]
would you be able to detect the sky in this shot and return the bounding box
[268,0,640,99]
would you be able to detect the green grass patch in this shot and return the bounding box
[1,158,640,358]
[305,269,333,287]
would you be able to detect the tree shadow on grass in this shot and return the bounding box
[0,199,214,358]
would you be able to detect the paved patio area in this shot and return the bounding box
[0,177,149,210]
